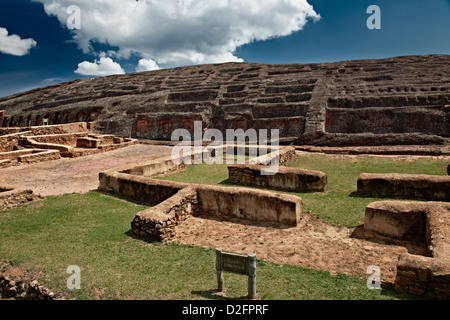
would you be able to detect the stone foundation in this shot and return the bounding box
[131,187,198,241]
[17,150,61,164]
[0,132,31,153]
[28,132,88,146]
[364,201,450,299]
[228,164,327,192]
[357,173,450,201]
[99,148,303,241]
[99,171,302,230]
[196,185,302,226]
[0,186,39,211]
[76,137,100,148]
[0,261,60,300]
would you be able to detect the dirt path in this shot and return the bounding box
[170,214,412,285]
[0,144,172,196]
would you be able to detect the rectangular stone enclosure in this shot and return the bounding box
[357,173,450,201]
[228,164,327,192]
[364,201,450,299]
[99,170,302,241]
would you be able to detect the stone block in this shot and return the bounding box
[76,137,100,148]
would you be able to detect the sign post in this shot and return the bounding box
[215,248,257,299]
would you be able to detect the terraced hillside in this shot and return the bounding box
[0,54,449,146]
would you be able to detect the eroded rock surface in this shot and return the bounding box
[1,55,449,146]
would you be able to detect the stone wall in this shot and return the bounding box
[0,159,11,168]
[28,122,89,135]
[364,201,450,299]
[0,187,39,211]
[131,187,198,241]
[364,201,428,245]
[17,150,61,164]
[228,164,327,192]
[395,254,450,299]
[98,172,188,205]
[196,185,302,226]
[251,146,296,166]
[0,132,31,152]
[357,173,450,201]
[99,170,302,228]
[23,138,74,153]
[0,261,60,300]
[30,132,88,146]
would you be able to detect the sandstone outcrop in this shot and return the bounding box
[0,55,448,146]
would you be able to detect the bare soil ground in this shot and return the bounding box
[170,214,419,285]
[0,144,172,196]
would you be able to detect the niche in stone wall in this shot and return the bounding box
[159,119,170,134]
[235,116,248,130]
[76,111,84,122]
[182,117,195,133]
[136,119,149,137]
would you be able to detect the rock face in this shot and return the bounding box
[0,55,449,146]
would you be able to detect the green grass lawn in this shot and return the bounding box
[0,192,407,300]
[161,154,448,226]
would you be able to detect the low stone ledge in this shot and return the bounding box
[196,185,302,227]
[0,186,39,211]
[23,138,74,153]
[395,253,450,299]
[364,200,450,299]
[250,146,296,165]
[228,164,327,192]
[0,149,34,161]
[76,137,100,148]
[29,132,88,146]
[0,266,60,300]
[0,159,12,168]
[364,201,429,244]
[98,171,190,205]
[131,187,198,241]
[357,173,450,201]
[17,150,61,164]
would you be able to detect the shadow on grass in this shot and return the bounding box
[191,289,249,300]
[218,179,233,186]
[124,229,161,245]
[94,189,156,207]
[348,191,429,202]
[348,191,374,198]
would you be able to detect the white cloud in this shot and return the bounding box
[0,27,37,56]
[136,58,160,72]
[34,0,320,68]
[74,55,125,76]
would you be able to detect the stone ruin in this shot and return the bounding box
[98,146,309,240]
[0,122,137,168]
[0,54,449,299]
[0,55,448,148]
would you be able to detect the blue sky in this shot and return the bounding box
[0,0,449,98]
